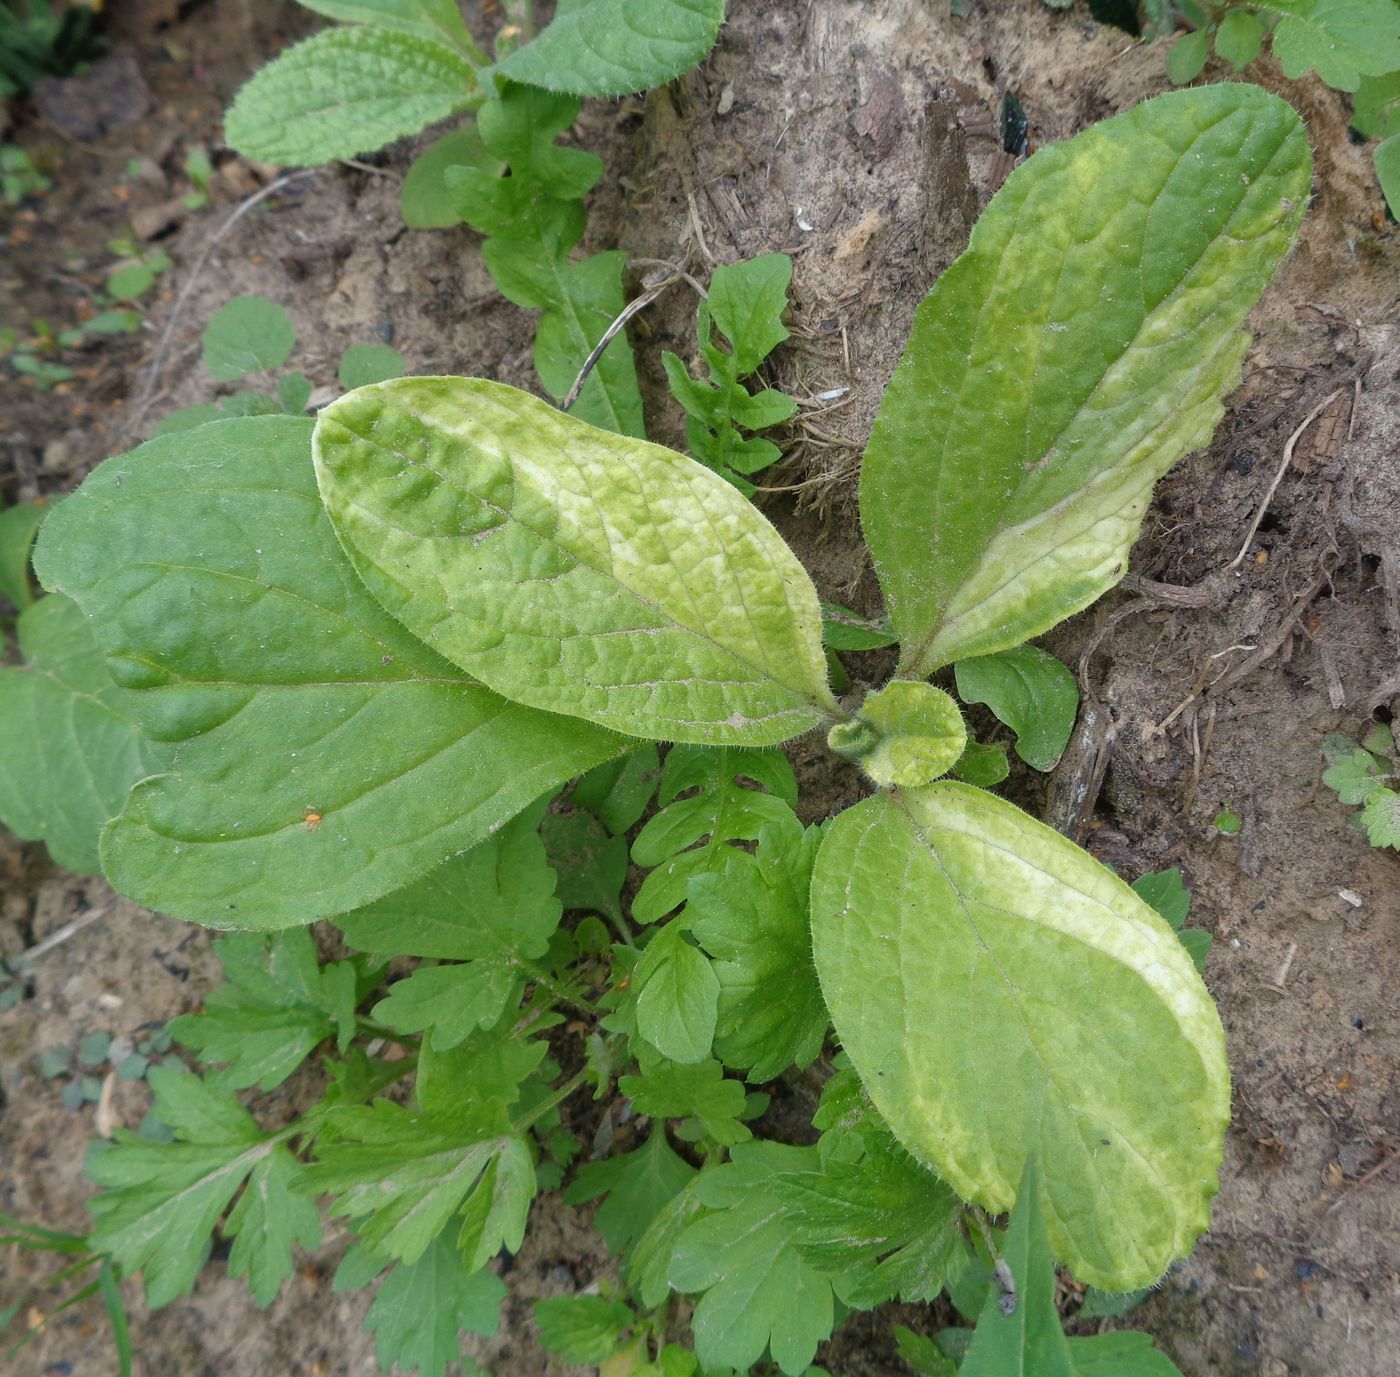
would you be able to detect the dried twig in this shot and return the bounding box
[560,273,682,413]
[17,902,113,963]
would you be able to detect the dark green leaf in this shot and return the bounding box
[620,1052,749,1146]
[201,296,296,381]
[401,124,503,228]
[564,1127,697,1255]
[954,645,1078,771]
[634,924,719,1063]
[541,810,628,922]
[535,1294,635,1363]
[338,343,406,391]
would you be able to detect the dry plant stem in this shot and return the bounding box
[1226,387,1345,570]
[17,902,113,963]
[560,273,682,413]
[123,169,319,439]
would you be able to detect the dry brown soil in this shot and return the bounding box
[2,2,1398,1375]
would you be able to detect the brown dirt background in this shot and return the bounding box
[2,1,1398,1375]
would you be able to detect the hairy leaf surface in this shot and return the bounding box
[314,378,836,745]
[496,0,725,97]
[809,784,1229,1290]
[224,27,479,166]
[861,85,1309,675]
[0,595,155,873]
[33,417,621,928]
[298,0,479,51]
[1256,0,1400,91]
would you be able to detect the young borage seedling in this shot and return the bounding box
[27,83,1309,1354]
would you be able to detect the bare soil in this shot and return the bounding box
[3,2,1398,1376]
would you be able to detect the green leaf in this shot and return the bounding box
[634,923,720,1063]
[949,738,1010,787]
[630,745,798,922]
[960,1159,1074,1377]
[1213,9,1264,68]
[570,745,661,834]
[541,809,628,921]
[225,1146,323,1305]
[303,1100,532,1265]
[353,1234,505,1377]
[401,125,502,228]
[496,0,725,98]
[151,403,222,437]
[86,1067,278,1307]
[828,681,968,789]
[298,0,480,52]
[0,498,45,610]
[809,784,1230,1290]
[201,296,296,381]
[626,1181,706,1307]
[224,27,479,166]
[106,261,159,300]
[1353,72,1400,138]
[859,85,1310,676]
[1256,0,1400,91]
[819,600,898,652]
[893,1325,958,1377]
[1360,787,1400,848]
[564,1127,697,1255]
[1069,1331,1186,1376]
[774,1131,963,1306]
[686,817,829,1081]
[705,252,794,376]
[454,1136,536,1269]
[168,929,358,1089]
[33,416,622,928]
[954,645,1078,771]
[1130,867,1191,929]
[277,370,313,415]
[1362,722,1396,757]
[620,1052,750,1146]
[535,1294,635,1363]
[338,342,405,391]
[314,377,836,747]
[1165,29,1209,83]
[668,1142,834,1375]
[0,595,155,873]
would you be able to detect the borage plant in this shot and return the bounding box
[20,84,1309,1371]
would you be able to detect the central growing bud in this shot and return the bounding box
[827,681,967,789]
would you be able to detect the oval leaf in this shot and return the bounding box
[224,27,479,166]
[809,784,1229,1290]
[859,85,1310,676]
[313,378,837,746]
[33,416,622,929]
[953,645,1078,772]
[496,0,725,98]
[0,595,156,873]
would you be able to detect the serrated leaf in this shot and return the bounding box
[620,1053,750,1146]
[954,645,1078,771]
[496,0,724,98]
[224,27,479,166]
[565,1127,697,1255]
[860,85,1310,676]
[686,818,829,1081]
[298,0,478,51]
[401,125,503,228]
[960,1159,1074,1377]
[455,1136,535,1268]
[169,929,358,1089]
[372,963,519,1049]
[668,1143,834,1376]
[201,295,295,381]
[809,784,1229,1290]
[225,1146,322,1305]
[1322,746,1389,804]
[416,1024,549,1126]
[86,1067,275,1307]
[631,745,797,922]
[0,498,45,610]
[774,1131,962,1306]
[338,343,405,391]
[627,1181,705,1308]
[356,1234,505,1377]
[1257,0,1400,91]
[314,378,836,747]
[302,1100,531,1265]
[535,1294,635,1363]
[1360,787,1400,848]
[634,924,720,1063]
[33,416,622,928]
[0,595,155,873]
